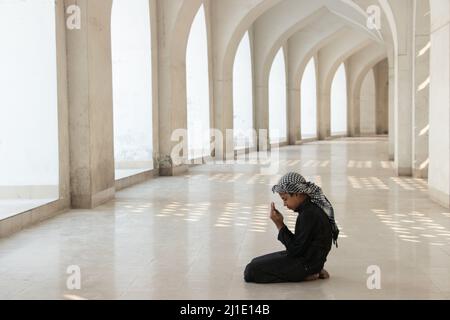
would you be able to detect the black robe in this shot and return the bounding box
[244,198,333,283]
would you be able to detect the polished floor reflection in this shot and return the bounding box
[1,137,450,299]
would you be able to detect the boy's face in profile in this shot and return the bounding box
[279,193,306,211]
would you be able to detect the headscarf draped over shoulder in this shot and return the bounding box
[272,172,339,247]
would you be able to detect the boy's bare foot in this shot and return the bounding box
[304,273,320,281]
[319,269,330,279]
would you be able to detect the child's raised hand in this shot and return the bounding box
[270,202,277,214]
[270,202,284,227]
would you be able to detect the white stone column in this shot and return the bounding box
[360,70,376,135]
[373,59,389,135]
[155,0,201,175]
[346,60,359,137]
[388,52,395,161]
[317,55,331,140]
[393,0,414,176]
[254,78,271,151]
[429,0,450,208]
[412,0,430,179]
[253,23,271,152]
[210,3,235,161]
[287,41,301,145]
[209,1,282,159]
[65,0,115,209]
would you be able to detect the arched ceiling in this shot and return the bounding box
[213,0,394,80]
[215,0,392,85]
[250,0,388,86]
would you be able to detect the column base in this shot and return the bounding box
[429,186,450,208]
[396,166,413,177]
[413,168,428,179]
[71,187,115,209]
[159,164,188,177]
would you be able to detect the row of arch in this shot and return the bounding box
[0,0,382,200]
[8,0,441,226]
[157,0,388,161]
[112,2,356,162]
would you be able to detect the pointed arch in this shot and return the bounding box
[186,4,211,160]
[360,69,376,135]
[269,47,287,143]
[301,57,318,139]
[233,31,254,149]
[331,63,348,136]
[111,0,153,178]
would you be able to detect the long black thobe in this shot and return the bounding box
[244,198,332,283]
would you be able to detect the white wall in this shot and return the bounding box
[301,57,318,139]
[269,48,287,143]
[0,0,59,198]
[233,31,254,149]
[187,4,211,159]
[429,0,450,206]
[360,69,376,135]
[331,63,348,136]
[111,0,153,173]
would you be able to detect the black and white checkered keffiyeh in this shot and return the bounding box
[272,172,340,247]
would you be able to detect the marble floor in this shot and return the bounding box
[1,137,450,300]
